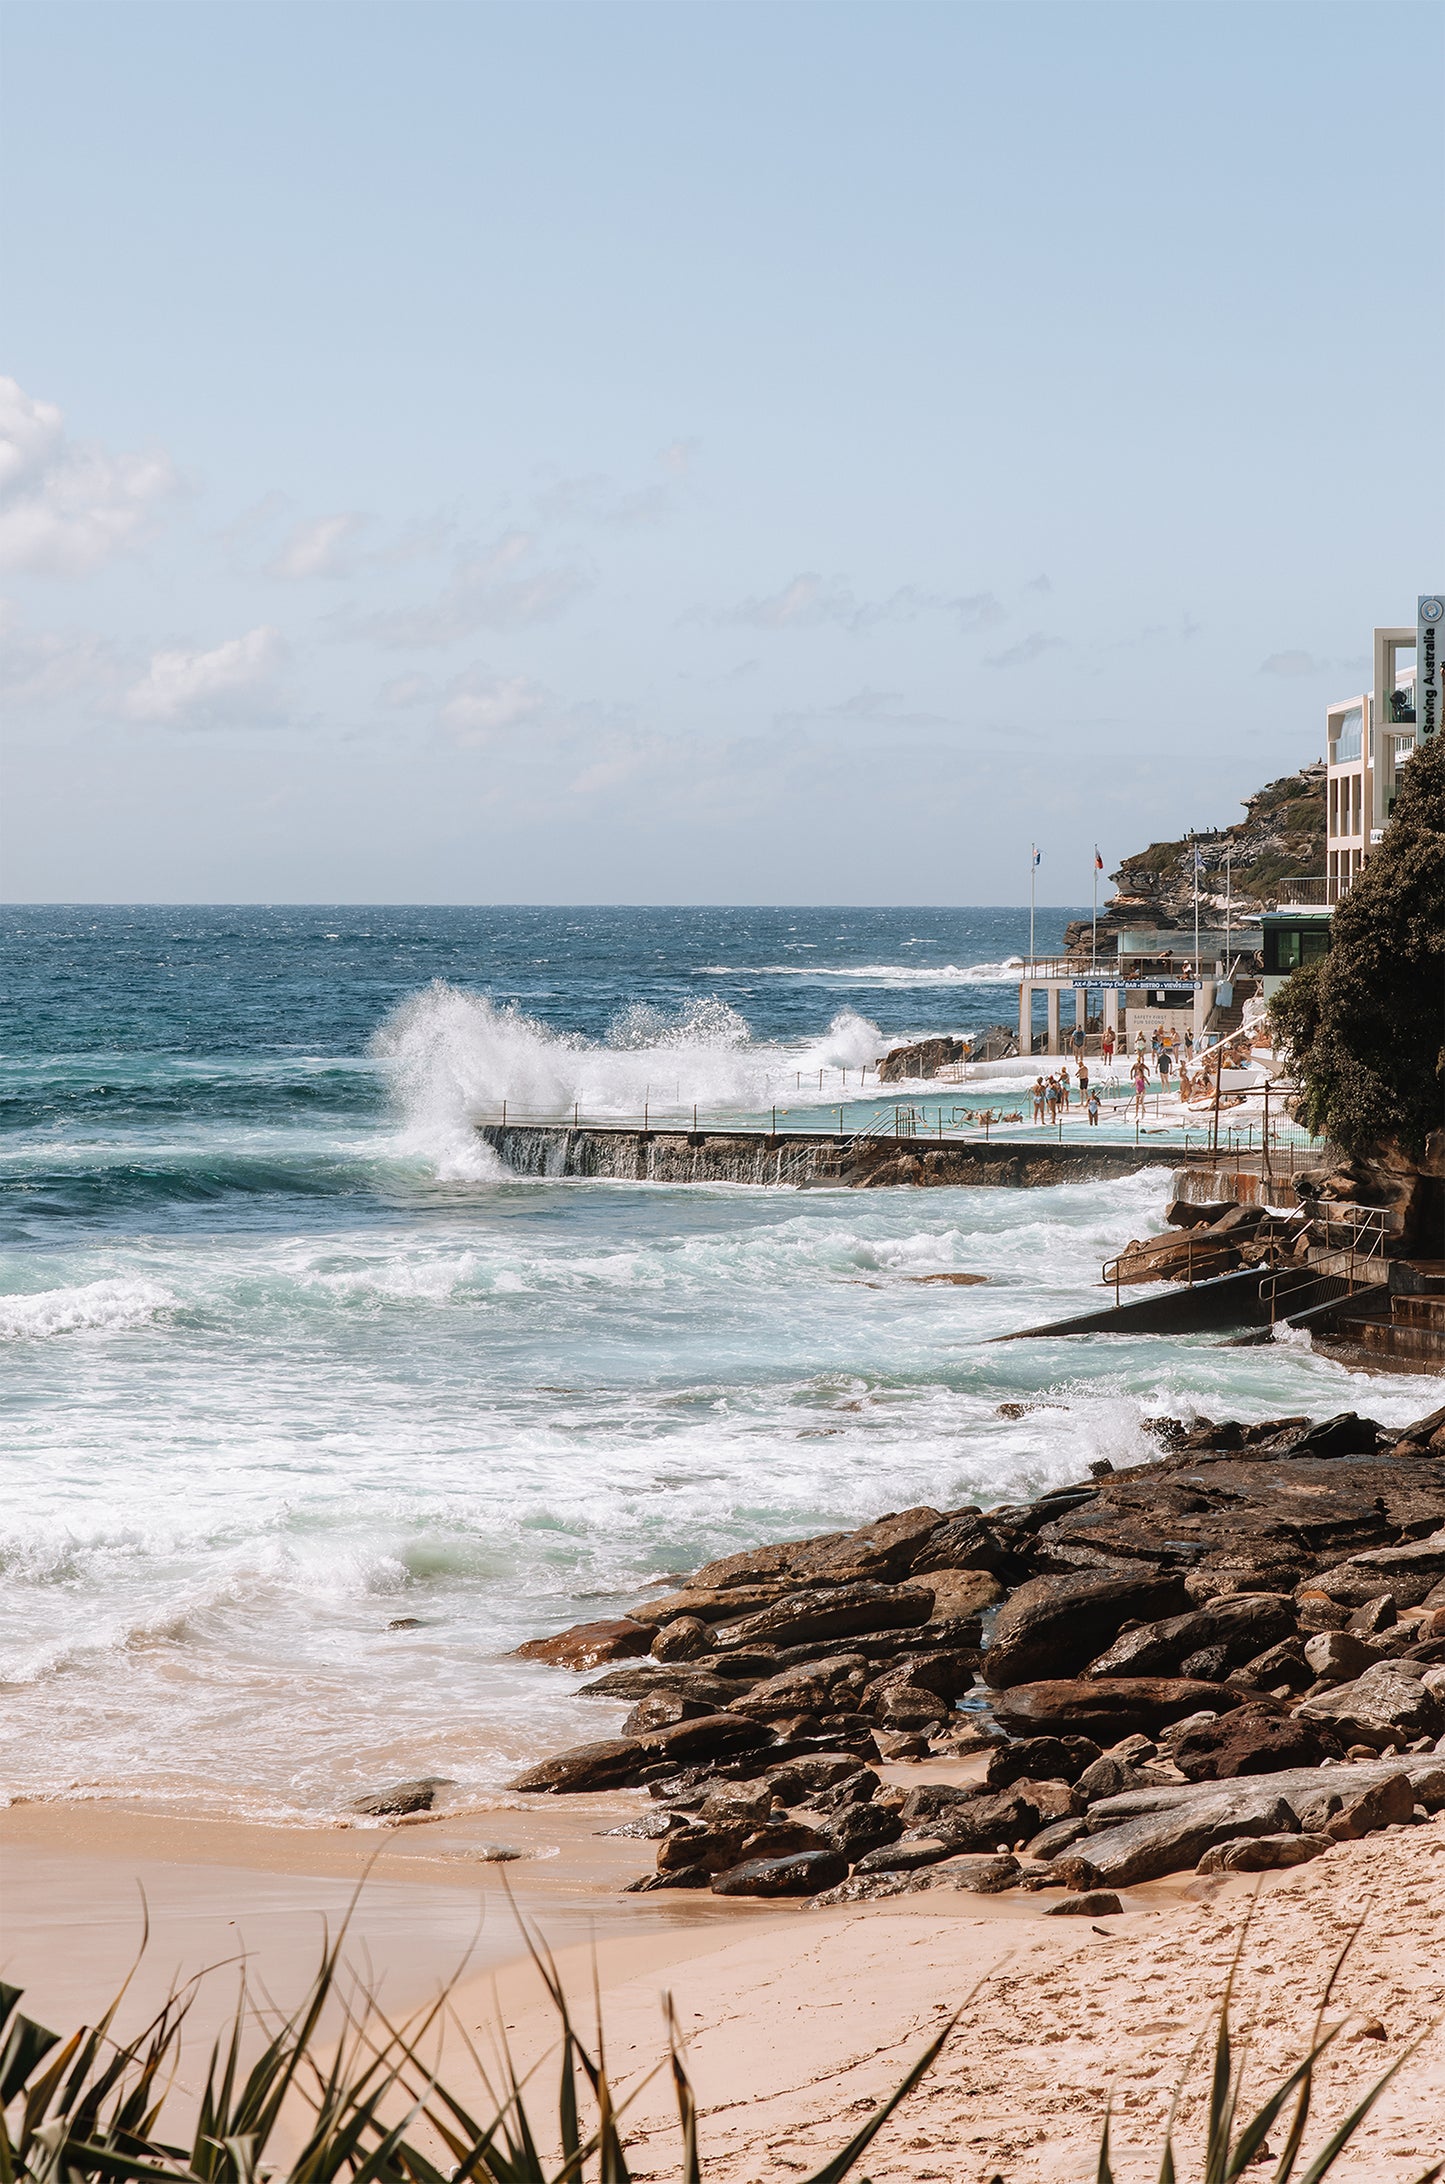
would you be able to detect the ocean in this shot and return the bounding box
[0,905,1428,1822]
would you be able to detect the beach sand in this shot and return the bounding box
[4,1791,1442,2180]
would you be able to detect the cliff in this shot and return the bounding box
[1065,764,1326,954]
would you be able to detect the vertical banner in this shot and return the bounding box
[1419,594,1444,741]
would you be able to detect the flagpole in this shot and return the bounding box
[1029,844,1036,966]
[1091,847,1099,970]
[1193,843,1201,971]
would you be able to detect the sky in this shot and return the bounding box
[1,0,1440,905]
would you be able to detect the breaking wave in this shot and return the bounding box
[0,1277,175,1342]
[695,959,1026,986]
[371,982,884,1179]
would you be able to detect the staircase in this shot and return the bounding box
[1332,1260,1445,1374]
[1204,976,1258,1039]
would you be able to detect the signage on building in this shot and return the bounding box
[1420,595,1444,741]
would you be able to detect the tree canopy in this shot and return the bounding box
[1271,728,1445,1161]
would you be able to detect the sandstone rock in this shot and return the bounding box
[925,1568,1006,1619]
[986,1735,1101,1789]
[1323,1772,1415,1840]
[936,1853,1020,1893]
[930,1787,1043,1851]
[851,1833,957,1875]
[711,1848,849,1896]
[1296,1661,1444,1749]
[625,1585,787,1626]
[983,1571,1191,1689]
[726,1668,836,1719]
[991,1677,1246,1742]
[762,1753,869,1799]
[1011,1776,1084,1824]
[514,1618,652,1670]
[651,1617,710,1662]
[623,1693,714,1735]
[784,1508,945,1588]
[1196,1833,1331,1874]
[711,1582,935,1653]
[577,1666,744,1706]
[1172,1708,1340,1782]
[815,1800,904,1862]
[865,1680,952,1729]
[348,1777,450,1817]
[1045,1891,1123,1916]
[1055,1790,1297,1889]
[510,1737,643,1794]
[877,1036,971,1083]
[1348,1595,1399,1635]
[1026,1816,1091,1859]
[1082,1594,1294,1681]
[809,1870,935,1906]
[687,1537,839,1593]
[1302,1631,1373,1683]
[896,1782,980,1827]
[1075,1754,1165,1801]
[625,1864,712,1891]
[909,1513,1022,1580]
[1232,1640,1311,1693]
[1306,1536,1445,1611]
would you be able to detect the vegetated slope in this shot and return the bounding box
[1065,764,1325,952]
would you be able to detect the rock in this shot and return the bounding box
[896,1782,980,1827]
[727,1668,836,1719]
[1012,1776,1084,1824]
[1172,1709,1341,1782]
[991,1678,1247,1742]
[1348,1596,1399,1635]
[851,1834,957,1875]
[877,1036,971,1083]
[925,1568,1006,1619]
[1196,1833,1331,1874]
[1075,1754,1168,1801]
[814,1800,905,1861]
[865,1680,952,1730]
[986,1735,1101,1789]
[763,1753,870,1799]
[513,1618,652,1670]
[347,1777,450,1817]
[1083,1595,1295,1681]
[625,1864,712,1891]
[1027,1816,1091,1859]
[1233,1641,1311,1694]
[784,1508,946,1588]
[711,1848,850,1896]
[931,1788,1044,1852]
[1045,1892,1123,1917]
[625,1584,789,1627]
[1323,1772,1416,1840]
[510,1711,771,1793]
[809,1871,936,1906]
[652,1617,709,1662]
[983,1572,1191,1689]
[910,1513,1022,1581]
[1297,1661,1445,1749]
[711,1582,935,1653]
[1055,1791,1298,1889]
[1306,1536,1445,1611]
[623,1693,715,1735]
[936,1853,1020,1893]
[1302,1631,1373,1684]
[386,1617,423,1630]
[577,1666,746,1705]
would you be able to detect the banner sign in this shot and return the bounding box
[1419,594,1444,741]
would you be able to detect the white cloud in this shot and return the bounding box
[123,625,285,725]
[0,601,126,708]
[438,670,550,746]
[722,573,1004,634]
[0,378,177,574]
[269,511,368,578]
[984,631,1064,668]
[350,532,587,647]
[1260,649,1327,678]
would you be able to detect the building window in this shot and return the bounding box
[1264,925,1332,976]
[1328,778,1338,836]
[1330,707,1363,764]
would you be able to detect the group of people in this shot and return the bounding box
[1031,1063,1102,1128]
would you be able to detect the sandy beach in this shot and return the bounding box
[5,1776,1442,2181]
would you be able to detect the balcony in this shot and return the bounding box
[1277,874,1352,907]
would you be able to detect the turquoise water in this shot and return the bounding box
[0,907,1426,1820]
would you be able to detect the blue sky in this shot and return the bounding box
[2,0,1440,903]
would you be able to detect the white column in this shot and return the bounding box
[1073,987,1087,1041]
[1104,987,1121,1038]
[1195,982,1216,1044]
[1018,981,1032,1056]
[1046,985,1061,1055]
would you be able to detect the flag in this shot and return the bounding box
[1032,848,1042,867]
[1094,850,1104,871]
[1193,850,1205,871]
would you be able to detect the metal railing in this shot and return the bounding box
[1257,1204,1391,1325]
[1276,874,1350,907]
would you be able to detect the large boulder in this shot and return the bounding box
[711,1849,849,1896]
[1197,1833,1331,1874]
[513,1618,652,1670]
[1295,1660,1444,1748]
[711,1582,935,1652]
[989,1677,1248,1742]
[924,1568,1006,1619]
[1172,1707,1341,1782]
[982,1571,1191,1688]
[1305,1535,1445,1612]
[510,1711,771,1793]
[1055,1788,1298,1890]
[986,1735,1101,1789]
[1083,1594,1295,1681]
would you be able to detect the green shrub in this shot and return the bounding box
[1271,728,1445,1160]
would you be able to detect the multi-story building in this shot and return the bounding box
[1324,624,1420,901]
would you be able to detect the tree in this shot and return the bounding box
[1271,727,1445,1161]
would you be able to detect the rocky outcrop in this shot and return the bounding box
[501,1399,1445,1901]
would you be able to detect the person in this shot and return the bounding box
[1102,1025,1116,1066]
[1132,1061,1148,1117]
[1045,1075,1059,1123]
[1135,1029,1147,1058]
[1178,1059,1193,1103]
[1184,1027,1194,1060]
[1150,1027,1163,1067]
[1086,1089,1101,1126]
[1077,1059,1090,1098]
[1071,1023,1085,1060]
[1158,1046,1171,1085]
[1031,1075,1046,1124]
[1058,1062,1071,1108]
